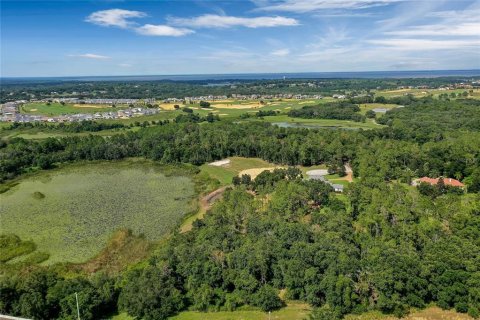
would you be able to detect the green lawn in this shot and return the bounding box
[111,305,473,320]
[374,88,480,99]
[0,126,139,140]
[170,303,311,320]
[200,157,276,185]
[200,157,334,185]
[243,114,380,130]
[0,160,195,264]
[358,103,398,115]
[20,102,127,115]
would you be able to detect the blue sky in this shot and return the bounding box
[1,0,479,77]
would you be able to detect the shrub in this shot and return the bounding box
[250,285,283,312]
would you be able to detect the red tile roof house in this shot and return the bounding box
[412,177,465,188]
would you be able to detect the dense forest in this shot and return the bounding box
[288,102,365,122]
[1,96,480,319]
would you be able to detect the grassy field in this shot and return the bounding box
[0,126,140,140]
[20,102,129,115]
[374,88,480,99]
[200,157,334,186]
[0,160,195,264]
[200,157,276,185]
[111,305,473,320]
[243,114,380,130]
[358,103,399,115]
[111,302,311,320]
[18,98,331,120]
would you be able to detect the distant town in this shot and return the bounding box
[1,79,478,123]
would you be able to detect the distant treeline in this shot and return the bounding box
[4,121,125,133]
[2,77,478,102]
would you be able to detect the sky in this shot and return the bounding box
[1,0,480,77]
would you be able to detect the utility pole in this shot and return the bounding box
[75,292,81,320]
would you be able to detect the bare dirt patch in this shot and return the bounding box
[212,103,262,109]
[209,159,230,167]
[160,103,185,110]
[181,186,228,233]
[306,169,328,177]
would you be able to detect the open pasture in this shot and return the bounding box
[0,160,195,264]
[130,306,474,320]
[201,157,333,185]
[375,88,480,99]
[111,304,473,320]
[358,103,399,114]
[20,102,128,115]
[245,114,380,129]
[159,103,186,110]
[200,157,277,184]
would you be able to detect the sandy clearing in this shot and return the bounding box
[299,100,316,104]
[285,107,291,109]
[342,164,353,182]
[238,166,285,180]
[219,113,229,116]
[383,89,412,93]
[30,108,38,112]
[208,99,232,103]
[160,103,185,110]
[333,164,353,182]
[306,169,329,176]
[209,159,231,167]
[212,103,261,109]
[180,186,228,233]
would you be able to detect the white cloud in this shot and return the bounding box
[169,14,299,28]
[86,9,146,28]
[271,48,290,56]
[135,24,194,36]
[367,38,480,51]
[254,0,404,13]
[68,53,111,60]
[86,9,194,37]
[386,22,480,37]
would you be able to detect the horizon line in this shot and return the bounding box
[1,69,480,80]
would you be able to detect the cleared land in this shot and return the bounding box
[0,160,195,264]
[238,166,286,179]
[159,103,186,110]
[200,157,277,185]
[20,102,128,115]
[0,126,139,140]
[111,305,473,320]
[201,157,331,185]
[249,114,380,129]
[375,88,480,99]
[358,103,399,115]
